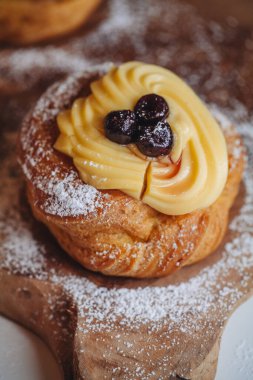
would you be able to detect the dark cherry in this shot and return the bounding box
[136,120,173,157]
[104,110,137,144]
[134,93,169,126]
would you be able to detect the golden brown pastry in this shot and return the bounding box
[0,0,101,45]
[18,63,245,278]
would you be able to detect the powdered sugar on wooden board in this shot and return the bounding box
[0,104,252,379]
[1,103,252,330]
[0,0,253,377]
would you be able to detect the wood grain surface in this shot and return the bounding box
[0,1,253,379]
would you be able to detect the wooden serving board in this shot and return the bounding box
[0,119,253,380]
[0,1,253,379]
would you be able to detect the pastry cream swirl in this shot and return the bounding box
[55,61,228,215]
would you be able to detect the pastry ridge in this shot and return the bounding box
[18,68,245,278]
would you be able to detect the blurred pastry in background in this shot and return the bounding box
[0,0,101,45]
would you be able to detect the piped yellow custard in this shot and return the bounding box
[55,61,228,215]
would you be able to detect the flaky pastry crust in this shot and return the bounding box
[18,68,245,278]
[0,0,101,45]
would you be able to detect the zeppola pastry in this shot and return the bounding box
[19,62,244,278]
[0,0,101,44]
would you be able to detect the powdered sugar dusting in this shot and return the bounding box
[1,210,47,280]
[54,231,253,329]
[0,0,253,377]
[1,101,252,378]
[19,67,112,218]
[50,98,253,332]
[0,0,149,90]
[0,48,90,88]
[36,169,106,217]
[1,102,252,327]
